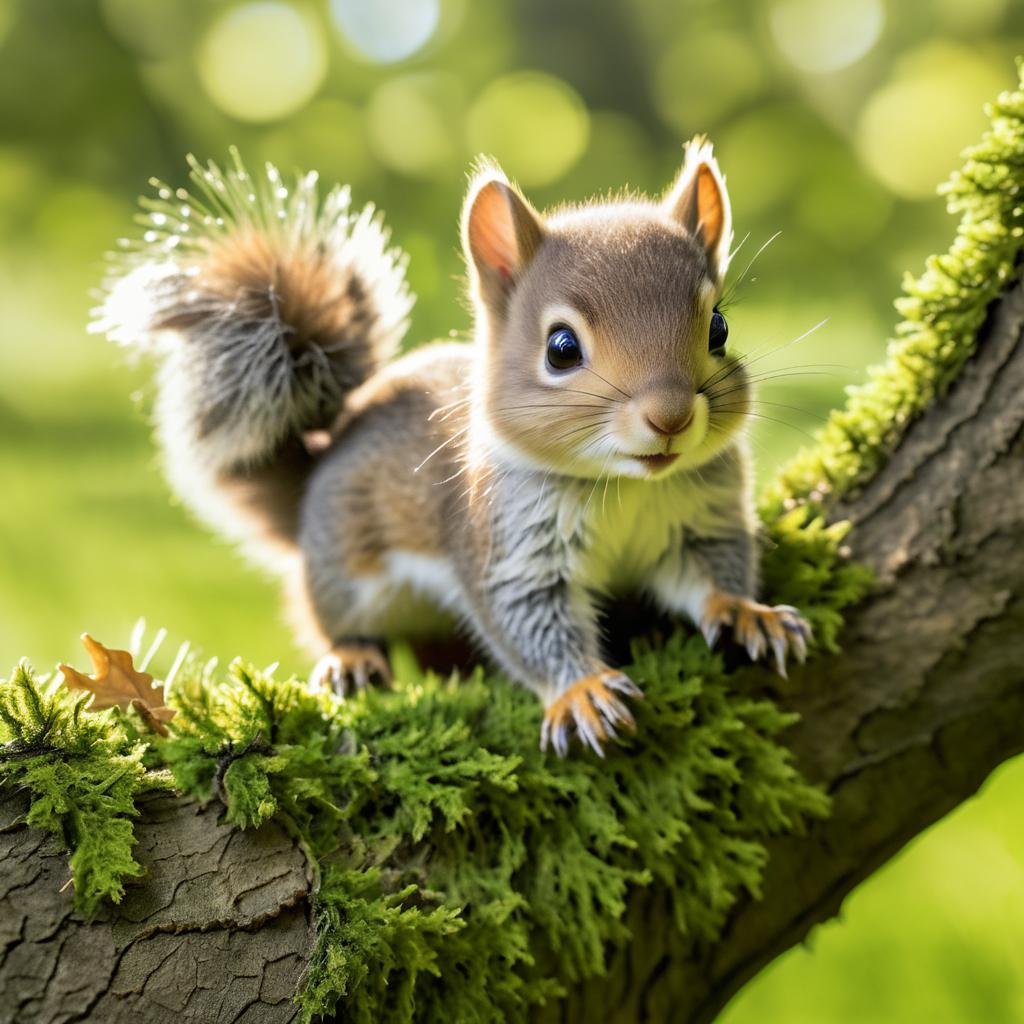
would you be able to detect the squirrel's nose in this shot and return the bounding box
[644,407,694,438]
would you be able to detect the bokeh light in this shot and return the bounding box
[259,99,374,190]
[0,0,15,50]
[329,0,440,64]
[465,71,589,187]
[197,2,327,123]
[99,0,190,59]
[770,0,884,74]
[717,105,815,220]
[856,41,1008,199]
[934,0,1007,35]
[654,31,764,131]
[569,111,659,197]
[794,148,893,249]
[367,73,463,179]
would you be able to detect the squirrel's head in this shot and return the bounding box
[462,138,748,481]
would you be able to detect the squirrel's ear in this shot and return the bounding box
[462,169,545,312]
[664,137,732,280]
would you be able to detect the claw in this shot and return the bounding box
[744,630,766,662]
[700,593,811,677]
[603,671,643,699]
[541,669,642,757]
[789,629,808,663]
[309,643,391,698]
[770,634,788,677]
[702,620,722,649]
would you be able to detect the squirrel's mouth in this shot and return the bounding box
[632,453,680,473]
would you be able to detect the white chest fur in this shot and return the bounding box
[554,471,731,594]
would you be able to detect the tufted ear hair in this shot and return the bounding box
[462,161,546,314]
[664,136,733,280]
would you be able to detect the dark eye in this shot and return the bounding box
[709,308,728,354]
[546,325,583,371]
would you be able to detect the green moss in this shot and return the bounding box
[158,661,375,848]
[1,643,825,1021]
[156,637,826,1023]
[761,508,874,654]
[0,663,168,915]
[754,61,1024,646]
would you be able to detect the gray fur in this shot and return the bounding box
[688,533,757,596]
[458,469,601,698]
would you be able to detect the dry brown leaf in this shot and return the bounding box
[59,633,176,734]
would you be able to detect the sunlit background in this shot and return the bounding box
[2,1,1023,1019]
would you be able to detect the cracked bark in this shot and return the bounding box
[0,792,313,1024]
[2,279,1022,1023]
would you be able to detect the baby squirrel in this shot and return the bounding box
[94,139,810,757]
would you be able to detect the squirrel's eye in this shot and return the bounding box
[546,326,583,371]
[709,308,728,354]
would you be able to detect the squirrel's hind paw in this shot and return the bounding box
[541,669,642,758]
[309,643,392,698]
[701,594,812,676]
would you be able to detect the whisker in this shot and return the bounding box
[548,420,609,446]
[560,386,624,404]
[414,425,470,473]
[726,317,831,383]
[706,366,850,401]
[490,410,607,435]
[707,419,774,459]
[699,317,830,393]
[699,355,749,397]
[579,365,633,401]
[723,398,831,423]
[745,398,830,421]
[718,230,781,308]
[582,445,617,518]
[531,469,555,517]
[435,462,471,486]
[727,230,752,266]
[494,402,611,412]
[715,409,818,442]
[427,395,472,422]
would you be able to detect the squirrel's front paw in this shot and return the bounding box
[541,669,642,758]
[309,642,392,698]
[700,593,811,677]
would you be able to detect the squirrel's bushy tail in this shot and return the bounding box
[92,149,412,569]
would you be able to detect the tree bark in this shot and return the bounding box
[3,281,1022,1023]
[0,792,313,1024]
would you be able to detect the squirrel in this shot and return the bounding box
[93,140,810,757]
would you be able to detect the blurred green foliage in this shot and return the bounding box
[1,1,1023,1019]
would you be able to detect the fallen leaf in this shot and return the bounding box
[59,633,175,734]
